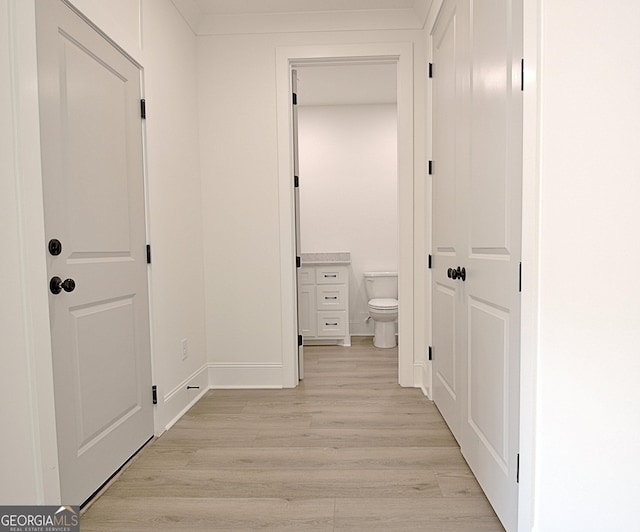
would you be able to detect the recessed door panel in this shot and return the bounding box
[63,35,132,255]
[468,297,509,469]
[72,297,140,451]
[469,0,509,253]
[432,5,458,256]
[433,283,456,398]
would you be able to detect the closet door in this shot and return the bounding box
[461,2,522,529]
[431,1,522,529]
[431,0,470,444]
[36,0,153,504]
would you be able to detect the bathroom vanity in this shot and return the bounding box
[299,253,351,346]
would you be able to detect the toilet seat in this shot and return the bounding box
[368,298,398,310]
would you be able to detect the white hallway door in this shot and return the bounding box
[37,0,153,504]
[432,0,522,530]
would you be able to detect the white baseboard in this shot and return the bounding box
[208,363,284,389]
[414,362,432,399]
[157,364,209,435]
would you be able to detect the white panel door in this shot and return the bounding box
[36,0,153,505]
[462,1,522,529]
[432,0,469,444]
[431,0,522,529]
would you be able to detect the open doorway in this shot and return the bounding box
[275,43,416,389]
[294,62,399,368]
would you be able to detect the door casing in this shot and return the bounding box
[276,43,416,388]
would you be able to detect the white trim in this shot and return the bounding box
[414,362,432,399]
[209,363,285,389]
[276,42,416,390]
[181,8,425,36]
[9,0,61,504]
[161,364,209,433]
[518,0,541,530]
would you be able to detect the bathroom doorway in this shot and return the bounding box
[276,43,416,389]
[294,61,399,372]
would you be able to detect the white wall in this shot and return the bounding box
[69,0,209,434]
[198,30,427,387]
[71,0,208,434]
[532,1,640,530]
[298,104,398,335]
[2,0,207,503]
[140,0,208,431]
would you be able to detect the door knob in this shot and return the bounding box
[50,276,76,294]
[447,266,466,281]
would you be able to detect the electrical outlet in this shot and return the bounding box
[181,338,188,360]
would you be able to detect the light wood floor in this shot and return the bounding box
[81,338,504,531]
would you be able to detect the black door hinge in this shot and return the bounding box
[298,334,303,347]
[519,262,522,292]
[521,59,524,91]
[296,256,301,268]
[146,244,151,264]
[292,92,297,105]
[428,160,433,175]
[152,385,157,405]
[516,453,520,483]
[428,254,432,269]
[294,175,299,188]
[428,62,433,78]
[428,346,433,361]
[140,99,146,119]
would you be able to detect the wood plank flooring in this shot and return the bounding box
[81,338,504,531]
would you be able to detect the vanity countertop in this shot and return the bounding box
[300,252,351,265]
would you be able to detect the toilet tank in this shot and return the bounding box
[363,272,398,300]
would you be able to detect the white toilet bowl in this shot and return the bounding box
[364,271,399,349]
[368,298,398,348]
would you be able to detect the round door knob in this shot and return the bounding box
[447,268,453,279]
[61,278,76,292]
[457,266,466,282]
[50,276,76,294]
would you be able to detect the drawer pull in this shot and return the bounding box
[324,274,337,278]
[325,296,338,300]
[326,322,338,326]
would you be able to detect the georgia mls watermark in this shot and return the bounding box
[0,506,79,532]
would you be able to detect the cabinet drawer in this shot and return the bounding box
[316,285,347,310]
[316,267,347,284]
[316,311,347,337]
[299,267,315,285]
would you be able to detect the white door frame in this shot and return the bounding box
[276,43,415,388]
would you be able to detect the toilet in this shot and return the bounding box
[363,272,398,348]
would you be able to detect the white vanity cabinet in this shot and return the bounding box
[299,259,350,346]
